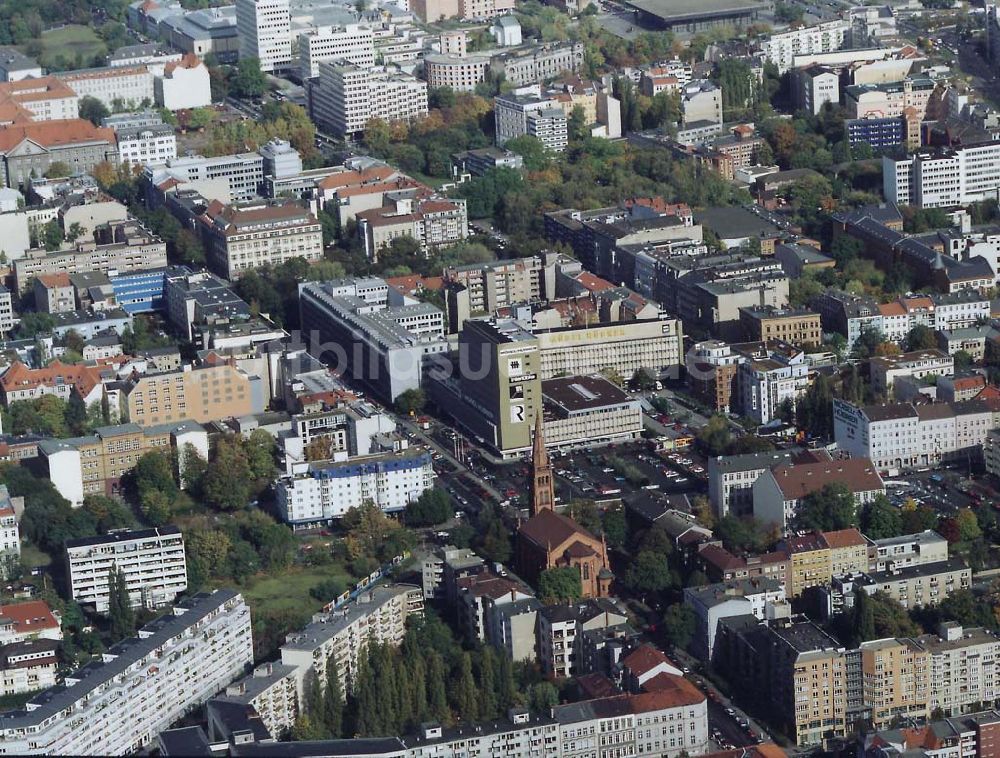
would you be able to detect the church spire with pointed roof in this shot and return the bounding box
[531,412,555,515]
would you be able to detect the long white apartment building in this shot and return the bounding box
[116,123,177,167]
[870,530,949,572]
[299,24,375,79]
[0,590,252,756]
[309,61,428,138]
[65,526,188,613]
[884,140,1000,208]
[833,398,1000,473]
[236,0,292,72]
[275,448,435,526]
[153,152,265,202]
[494,91,568,152]
[280,584,423,701]
[915,624,1000,717]
[759,19,850,73]
[57,65,155,111]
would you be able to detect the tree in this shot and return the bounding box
[394,388,426,416]
[794,482,857,531]
[602,508,627,549]
[504,135,550,171]
[186,107,215,131]
[632,367,657,391]
[404,488,450,526]
[796,373,834,438]
[527,682,558,714]
[859,495,903,539]
[15,311,54,339]
[41,219,63,250]
[134,450,178,501]
[625,550,675,595]
[452,652,479,722]
[715,515,768,554]
[78,96,110,126]
[662,604,696,650]
[231,57,267,99]
[322,652,344,737]
[698,414,731,456]
[140,490,172,527]
[44,162,71,180]
[425,651,449,723]
[692,495,715,529]
[853,588,876,644]
[906,324,938,352]
[107,564,135,640]
[201,437,253,510]
[538,566,583,603]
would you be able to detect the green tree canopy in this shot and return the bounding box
[538,566,583,603]
[794,482,857,531]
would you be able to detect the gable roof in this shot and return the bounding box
[769,458,884,500]
[0,600,59,635]
[0,119,116,154]
[519,508,600,550]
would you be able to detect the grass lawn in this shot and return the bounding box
[20,543,51,570]
[36,25,107,70]
[235,564,354,616]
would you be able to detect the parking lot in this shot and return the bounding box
[886,466,982,515]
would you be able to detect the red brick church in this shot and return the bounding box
[516,414,612,598]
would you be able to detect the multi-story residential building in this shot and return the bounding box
[197,198,323,279]
[155,54,212,110]
[0,601,61,646]
[116,123,177,167]
[443,255,544,324]
[57,66,155,111]
[33,273,76,314]
[421,545,485,602]
[0,77,79,121]
[120,362,265,428]
[0,49,43,83]
[236,0,291,72]
[869,530,949,573]
[684,577,786,661]
[884,140,1000,209]
[0,119,118,189]
[707,450,795,519]
[299,24,375,79]
[495,91,569,152]
[0,639,59,695]
[870,349,954,397]
[0,286,14,335]
[915,623,1000,717]
[492,42,584,86]
[845,76,935,124]
[455,571,533,644]
[0,359,105,406]
[309,61,428,138]
[759,20,850,73]
[154,152,265,202]
[356,191,468,260]
[862,709,1000,758]
[216,661,299,740]
[857,558,972,609]
[686,340,744,413]
[452,146,524,178]
[39,421,209,506]
[275,448,435,525]
[537,598,627,679]
[681,80,723,126]
[280,584,423,700]
[796,64,839,115]
[811,288,883,352]
[299,277,447,401]
[739,307,822,347]
[13,220,166,292]
[0,486,20,580]
[736,340,810,425]
[0,590,252,756]
[753,458,886,529]
[859,637,930,729]
[833,398,999,473]
[65,526,188,613]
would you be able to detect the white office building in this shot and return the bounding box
[495,92,568,152]
[760,20,850,73]
[299,24,375,79]
[884,141,1000,208]
[309,61,428,138]
[236,0,292,72]
[65,527,188,613]
[116,124,178,167]
[58,66,155,111]
[0,590,252,756]
[707,450,795,519]
[833,398,999,473]
[275,449,435,525]
[797,65,840,115]
[155,152,265,201]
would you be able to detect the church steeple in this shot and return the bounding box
[531,412,555,515]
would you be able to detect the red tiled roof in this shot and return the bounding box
[574,271,615,293]
[821,527,869,549]
[770,458,884,499]
[0,119,116,154]
[622,643,673,677]
[164,53,202,76]
[632,675,705,708]
[0,601,59,635]
[36,273,72,288]
[697,544,746,572]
